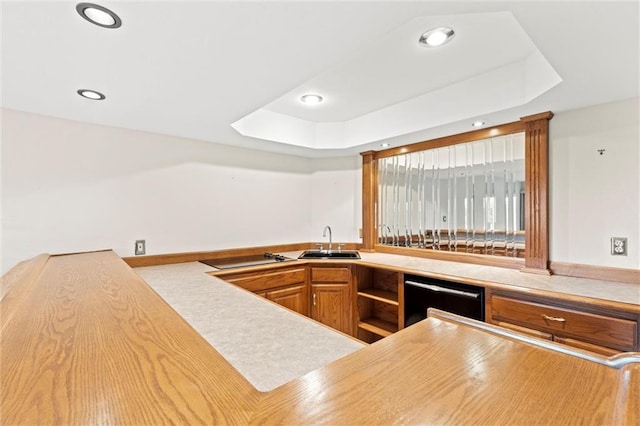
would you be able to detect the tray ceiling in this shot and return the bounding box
[1,2,638,157]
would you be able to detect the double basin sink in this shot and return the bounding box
[298,250,360,259]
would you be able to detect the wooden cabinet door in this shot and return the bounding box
[311,283,352,335]
[266,284,308,316]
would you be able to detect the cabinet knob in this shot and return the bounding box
[542,314,566,323]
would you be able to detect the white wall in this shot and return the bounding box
[550,97,639,269]
[0,109,3,271]
[1,109,318,273]
[309,156,362,246]
[2,97,638,274]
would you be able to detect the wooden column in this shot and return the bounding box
[360,151,377,251]
[521,112,554,274]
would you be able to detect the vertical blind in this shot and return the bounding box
[377,132,526,257]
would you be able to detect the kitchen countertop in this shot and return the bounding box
[278,250,639,309]
[134,261,365,392]
[1,250,638,425]
[1,251,261,425]
[253,309,640,425]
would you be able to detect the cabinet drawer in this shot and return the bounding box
[491,296,637,351]
[553,336,621,357]
[311,267,350,283]
[225,268,306,292]
[495,321,553,340]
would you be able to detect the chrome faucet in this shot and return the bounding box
[323,225,333,252]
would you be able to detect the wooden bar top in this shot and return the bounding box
[1,250,638,425]
[0,251,259,425]
[253,310,640,425]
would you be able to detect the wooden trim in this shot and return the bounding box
[521,112,553,273]
[126,243,638,284]
[123,243,364,267]
[375,244,525,270]
[360,115,553,271]
[123,243,312,267]
[550,261,640,285]
[521,111,554,122]
[520,267,552,276]
[373,120,525,159]
[397,272,405,330]
[360,151,377,250]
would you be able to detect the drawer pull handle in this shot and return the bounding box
[542,314,566,322]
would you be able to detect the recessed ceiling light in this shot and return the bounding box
[472,120,486,128]
[380,143,391,148]
[300,94,323,105]
[419,27,455,47]
[77,89,106,100]
[76,3,122,28]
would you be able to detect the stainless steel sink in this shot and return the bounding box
[298,250,360,259]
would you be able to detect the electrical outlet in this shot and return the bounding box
[611,237,627,256]
[135,240,146,256]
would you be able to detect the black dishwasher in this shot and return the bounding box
[404,274,485,327]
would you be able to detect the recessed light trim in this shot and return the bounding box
[300,94,323,105]
[76,3,122,28]
[472,120,486,128]
[380,143,391,148]
[419,27,455,47]
[77,89,106,100]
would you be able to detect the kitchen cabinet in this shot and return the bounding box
[219,266,308,316]
[355,266,402,343]
[309,266,353,336]
[488,290,639,355]
[265,284,308,315]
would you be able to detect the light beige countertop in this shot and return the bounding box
[134,261,365,392]
[133,250,637,399]
[280,251,639,308]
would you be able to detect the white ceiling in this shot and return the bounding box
[2,1,639,158]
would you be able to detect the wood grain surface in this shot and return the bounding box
[491,295,637,351]
[2,251,638,425]
[0,251,259,425]
[251,313,639,425]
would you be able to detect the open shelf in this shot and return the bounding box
[357,288,398,305]
[355,266,402,343]
[358,318,396,337]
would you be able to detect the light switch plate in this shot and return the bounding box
[611,237,627,256]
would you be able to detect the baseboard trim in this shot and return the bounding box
[122,244,639,285]
[122,242,362,268]
[123,243,310,268]
[550,261,640,285]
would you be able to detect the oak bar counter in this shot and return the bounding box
[1,250,639,425]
